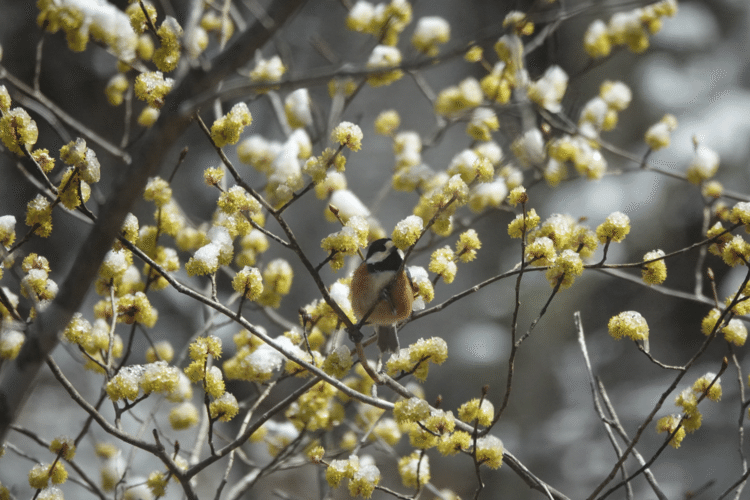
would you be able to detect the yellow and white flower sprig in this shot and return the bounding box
[508,190,638,290]
[184,336,239,423]
[584,0,678,58]
[608,311,649,341]
[346,0,412,46]
[426,229,481,285]
[657,369,724,449]
[324,453,381,498]
[37,0,140,61]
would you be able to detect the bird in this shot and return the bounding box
[350,238,414,354]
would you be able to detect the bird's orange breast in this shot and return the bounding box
[350,264,413,325]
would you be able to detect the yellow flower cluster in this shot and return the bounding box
[217,185,261,216]
[185,226,234,276]
[511,128,545,170]
[411,16,450,56]
[285,380,343,430]
[28,462,67,489]
[655,415,686,449]
[434,77,483,117]
[706,221,734,259]
[657,372,723,449]
[693,372,722,402]
[0,85,10,113]
[143,176,172,208]
[235,229,269,267]
[326,454,381,499]
[516,211,599,279]
[508,186,528,206]
[584,0,678,58]
[458,398,494,426]
[304,148,347,185]
[596,211,631,243]
[702,180,723,199]
[466,108,500,141]
[406,408,456,450]
[232,266,263,300]
[95,248,137,296]
[475,435,504,469]
[322,345,353,378]
[170,401,199,430]
[447,149,494,183]
[386,337,448,381]
[104,72,128,106]
[134,71,174,109]
[486,34,527,102]
[185,335,222,381]
[18,254,57,316]
[210,392,239,422]
[32,148,56,173]
[428,246,457,284]
[146,340,174,363]
[642,249,667,285]
[503,10,533,35]
[398,452,429,488]
[527,65,568,113]
[105,361,180,401]
[607,311,649,341]
[392,215,423,249]
[686,145,720,185]
[456,229,481,262]
[0,217,11,256]
[393,396,430,423]
[37,0,139,61]
[507,208,541,239]
[116,291,158,327]
[284,88,312,129]
[0,326,24,360]
[0,107,38,156]
[545,249,584,290]
[321,216,369,271]
[249,55,286,84]
[332,122,363,152]
[49,436,76,461]
[300,282,356,345]
[138,106,160,127]
[147,471,168,497]
[645,114,678,150]
[525,237,556,266]
[701,308,747,346]
[154,16,182,72]
[366,45,404,87]
[201,11,234,45]
[257,259,294,308]
[412,174,469,237]
[125,1,156,34]
[346,0,412,46]
[211,103,253,148]
[223,330,278,383]
[374,109,400,136]
[62,316,122,372]
[718,235,750,268]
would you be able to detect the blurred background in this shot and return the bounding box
[2,0,750,498]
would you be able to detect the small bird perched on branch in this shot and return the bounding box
[350,238,414,354]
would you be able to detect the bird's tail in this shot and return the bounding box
[376,325,400,354]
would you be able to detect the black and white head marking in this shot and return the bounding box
[365,238,404,273]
